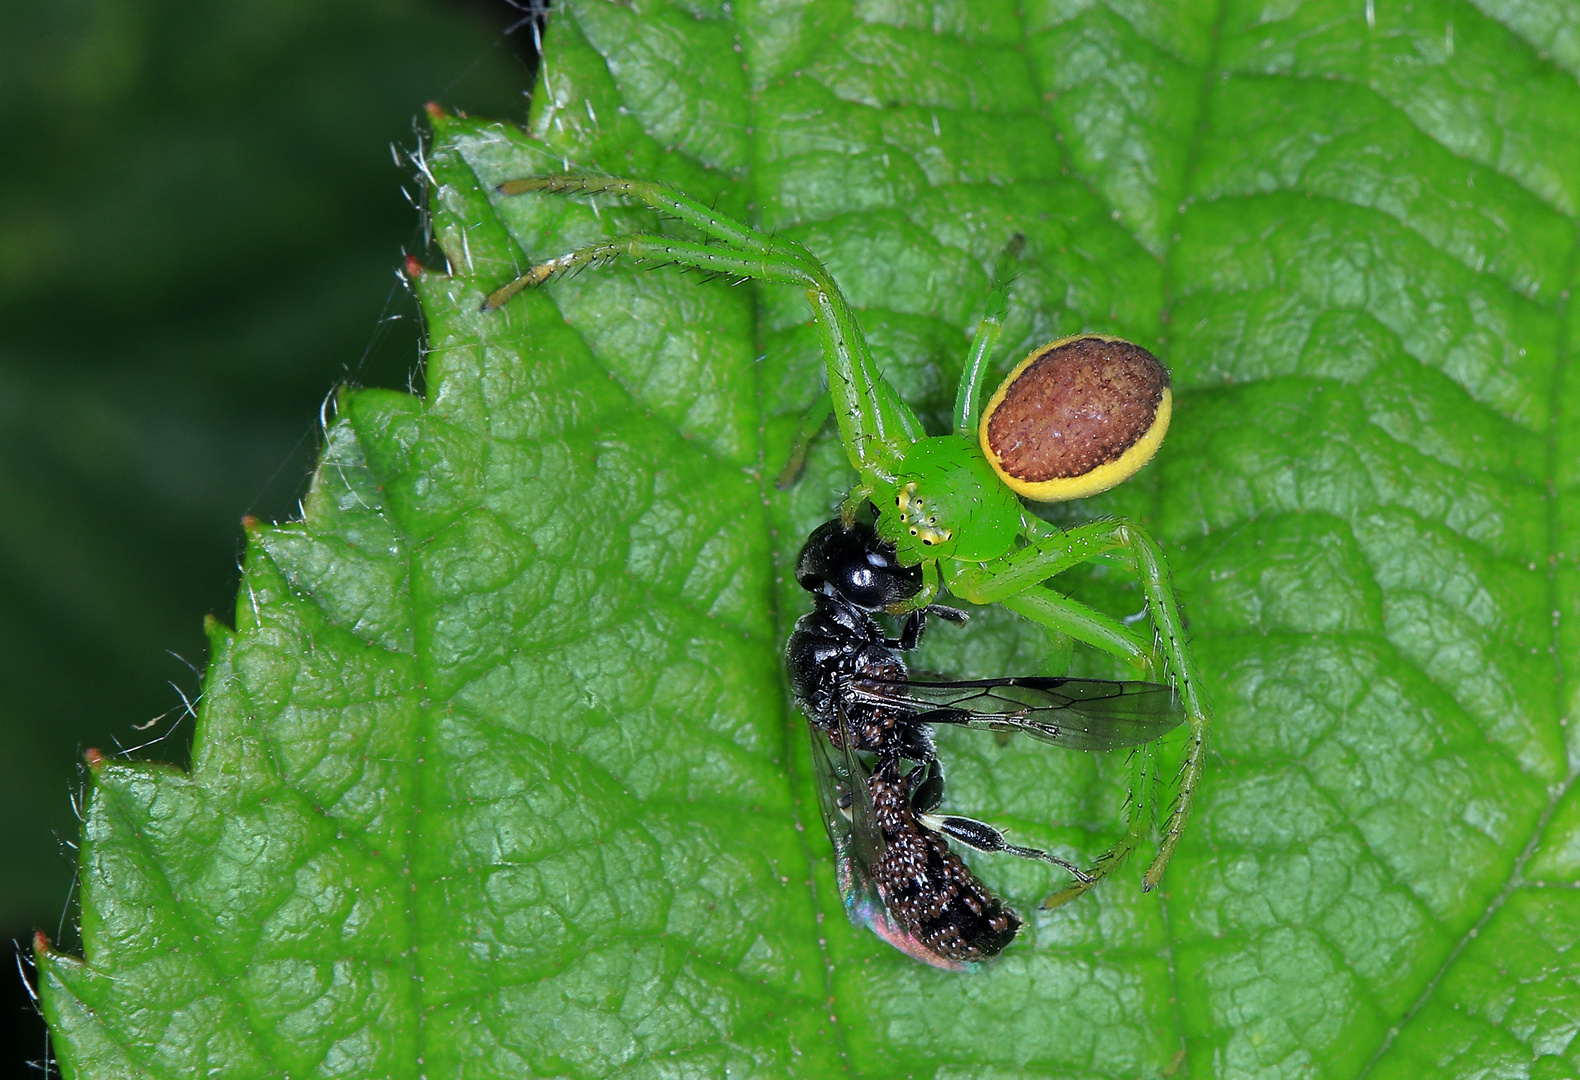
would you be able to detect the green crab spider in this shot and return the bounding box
[481,175,1209,900]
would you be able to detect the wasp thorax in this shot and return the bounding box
[979,334,1172,502]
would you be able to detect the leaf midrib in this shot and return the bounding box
[729,11,864,1069]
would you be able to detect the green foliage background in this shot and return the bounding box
[0,0,530,1067]
[22,0,1580,1077]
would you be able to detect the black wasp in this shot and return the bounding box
[785,516,1185,969]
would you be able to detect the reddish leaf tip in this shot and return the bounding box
[84,747,105,767]
[404,255,424,278]
[424,101,444,119]
[33,930,50,954]
[241,514,262,532]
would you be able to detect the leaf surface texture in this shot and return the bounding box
[41,1,1580,1077]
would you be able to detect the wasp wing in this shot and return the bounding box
[805,710,978,972]
[847,675,1182,752]
[807,717,883,872]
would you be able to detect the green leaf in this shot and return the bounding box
[40,0,1580,1077]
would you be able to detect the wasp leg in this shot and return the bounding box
[889,609,928,651]
[907,757,945,817]
[884,602,968,653]
[919,813,1092,882]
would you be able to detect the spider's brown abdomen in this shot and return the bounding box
[980,334,1172,502]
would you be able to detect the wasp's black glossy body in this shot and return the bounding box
[786,517,925,750]
[786,517,1185,969]
[786,518,1018,966]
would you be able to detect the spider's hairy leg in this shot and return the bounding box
[488,175,924,483]
[774,396,834,489]
[996,587,1153,675]
[905,559,942,612]
[949,515,1210,894]
[954,234,1023,439]
[496,175,790,258]
[947,519,1135,607]
[839,483,877,527]
[807,281,925,482]
[1123,521,1208,890]
[1041,742,1162,908]
[481,235,817,310]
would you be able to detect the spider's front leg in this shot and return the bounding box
[485,174,925,490]
[945,520,1153,673]
[945,515,1210,899]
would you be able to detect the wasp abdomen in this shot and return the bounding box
[867,757,1019,964]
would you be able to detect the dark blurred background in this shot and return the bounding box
[0,0,538,1071]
